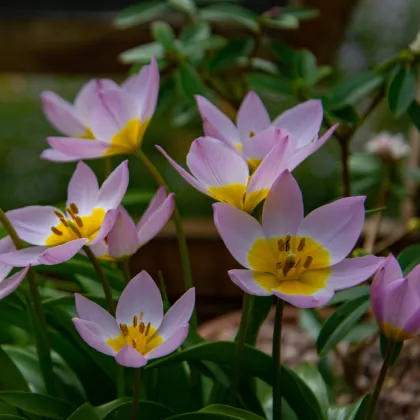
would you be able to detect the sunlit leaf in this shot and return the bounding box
[387,65,416,117]
[114,2,169,29]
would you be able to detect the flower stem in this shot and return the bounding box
[0,208,56,396]
[135,149,196,330]
[122,259,131,284]
[130,368,141,420]
[83,246,116,315]
[229,292,252,405]
[366,340,396,420]
[272,298,285,420]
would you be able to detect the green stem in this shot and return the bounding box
[135,149,196,330]
[0,208,56,396]
[83,246,116,315]
[117,365,125,398]
[229,292,252,405]
[104,156,112,178]
[272,298,285,420]
[130,368,141,420]
[122,259,131,284]
[366,340,396,420]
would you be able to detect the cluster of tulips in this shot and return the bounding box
[0,57,419,419]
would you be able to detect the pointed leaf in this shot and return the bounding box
[114,2,169,29]
[387,65,416,117]
[397,244,420,276]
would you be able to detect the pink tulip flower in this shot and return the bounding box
[41,58,159,162]
[371,254,420,342]
[213,170,385,308]
[73,271,195,367]
[0,161,129,266]
[0,236,29,299]
[91,187,175,260]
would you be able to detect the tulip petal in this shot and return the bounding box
[97,161,129,211]
[137,193,175,247]
[41,91,86,137]
[273,99,323,148]
[229,269,274,296]
[108,210,140,259]
[380,254,404,284]
[67,161,99,215]
[213,203,275,269]
[156,288,195,339]
[243,127,289,160]
[326,256,385,290]
[116,271,163,330]
[73,318,116,356]
[273,287,334,309]
[0,237,15,281]
[89,241,109,259]
[6,206,61,245]
[137,187,168,231]
[46,137,110,160]
[371,266,387,325]
[75,293,120,337]
[115,345,148,367]
[89,210,118,246]
[401,306,420,336]
[237,91,270,142]
[156,146,208,195]
[195,95,240,148]
[146,326,189,360]
[297,196,366,265]
[136,57,160,120]
[262,170,303,239]
[41,149,81,162]
[0,267,29,299]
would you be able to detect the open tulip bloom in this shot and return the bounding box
[213,170,384,308]
[158,123,335,214]
[91,187,175,260]
[371,254,420,342]
[0,161,128,267]
[0,237,29,299]
[73,271,195,367]
[196,92,334,170]
[41,58,159,162]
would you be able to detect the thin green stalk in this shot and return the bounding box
[229,292,252,405]
[366,340,396,420]
[135,149,196,330]
[83,246,116,315]
[104,156,113,178]
[130,368,141,420]
[117,365,125,398]
[122,259,131,284]
[272,298,285,420]
[0,208,56,395]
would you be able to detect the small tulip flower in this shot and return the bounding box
[213,170,384,308]
[41,58,159,162]
[371,254,420,342]
[0,237,29,299]
[73,271,195,367]
[158,124,334,214]
[0,161,128,267]
[91,187,175,260]
[196,92,333,171]
[365,131,410,161]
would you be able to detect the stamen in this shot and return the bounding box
[132,315,138,327]
[139,322,145,334]
[74,216,84,228]
[54,210,64,218]
[145,322,151,336]
[51,227,63,236]
[66,207,76,219]
[278,239,285,252]
[276,261,283,269]
[283,254,295,276]
[59,217,69,227]
[132,339,136,348]
[69,203,79,214]
[297,238,306,252]
[120,323,129,336]
[285,235,291,252]
[249,131,255,138]
[139,312,144,320]
[294,258,301,268]
[304,256,313,269]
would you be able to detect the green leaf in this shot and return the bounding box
[245,296,272,346]
[260,15,299,30]
[326,105,360,124]
[209,38,254,71]
[0,347,29,391]
[169,0,196,16]
[280,6,320,20]
[316,297,370,356]
[270,42,295,67]
[122,190,155,206]
[0,403,19,416]
[0,416,27,420]
[0,392,75,419]
[119,43,164,65]
[151,21,178,54]
[328,72,384,108]
[299,309,322,341]
[293,49,318,86]
[328,394,371,420]
[200,404,266,419]
[146,342,324,419]
[379,334,404,366]
[180,21,210,44]
[397,244,420,275]
[114,2,169,29]
[408,100,420,132]
[246,73,294,96]
[387,65,416,117]
[175,63,207,101]
[327,285,370,306]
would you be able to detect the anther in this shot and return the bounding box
[145,322,151,336]
[74,216,84,228]
[59,217,69,227]
[276,261,283,269]
[294,258,301,268]
[132,315,138,327]
[51,227,63,236]
[285,235,291,252]
[283,254,295,276]
[297,238,306,252]
[54,210,64,218]
[120,323,129,336]
[69,203,79,214]
[66,207,75,218]
[278,239,285,252]
[304,256,313,269]
[139,322,145,334]
[249,131,255,138]
[139,312,144,320]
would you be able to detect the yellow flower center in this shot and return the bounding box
[107,313,163,355]
[104,118,150,156]
[381,322,413,342]
[45,203,106,246]
[248,235,331,295]
[80,127,95,140]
